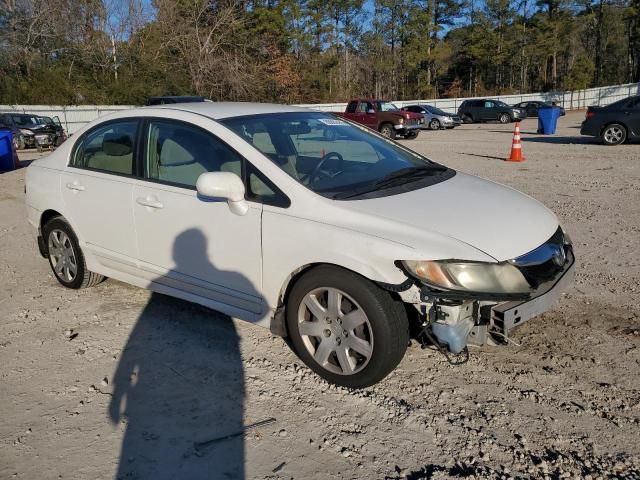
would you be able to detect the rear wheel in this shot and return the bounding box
[43,217,104,289]
[379,123,396,140]
[286,266,409,388]
[499,113,511,124]
[429,119,441,130]
[602,124,626,146]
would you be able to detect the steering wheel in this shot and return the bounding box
[309,151,345,185]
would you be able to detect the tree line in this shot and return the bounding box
[0,0,639,105]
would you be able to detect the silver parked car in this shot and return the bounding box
[402,104,462,130]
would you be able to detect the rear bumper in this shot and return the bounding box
[580,121,601,137]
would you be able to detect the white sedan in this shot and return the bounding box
[25,102,574,388]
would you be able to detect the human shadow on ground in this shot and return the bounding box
[109,228,262,480]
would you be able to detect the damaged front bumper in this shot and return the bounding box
[404,232,575,355]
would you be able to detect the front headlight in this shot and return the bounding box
[20,129,34,136]
[402,260,532,294]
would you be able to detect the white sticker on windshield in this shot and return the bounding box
[318,118,349,126]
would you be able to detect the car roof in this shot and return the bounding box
[148,102,313,119]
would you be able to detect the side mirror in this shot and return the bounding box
[196,172,248,216]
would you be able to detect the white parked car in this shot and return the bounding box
[25,103,574,388]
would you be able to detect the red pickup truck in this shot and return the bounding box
[335,99,423,139]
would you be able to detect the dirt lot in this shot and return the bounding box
[1,111,639,479]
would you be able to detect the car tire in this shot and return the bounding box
[286,265,409,389]
[405,131,419,139]
[42,217,105,289]
[499,113,511,124]
[379,123,396,140]
[429,119,441,130]
[462,114,473,124]
[601,123,627,146]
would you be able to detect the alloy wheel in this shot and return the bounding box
[48,229,78,282]
[603,126,624,145]
[297,287,374,375]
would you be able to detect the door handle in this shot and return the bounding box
[66,182,85,192]
[136,197,164,209]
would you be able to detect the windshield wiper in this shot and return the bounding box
[334,166,445,199]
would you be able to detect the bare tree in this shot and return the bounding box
[154,0,261,100]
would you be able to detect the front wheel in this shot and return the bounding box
[602,124,627,146]
[43,217,104,289]
[499,113,511,124]
[286,266,409,389]
[462,114,473,124]
[379,123,396,140]
[429,119,441,130]
[405,131,419,139]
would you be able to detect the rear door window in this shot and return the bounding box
[72,120,138,175]
[626,97,640,109]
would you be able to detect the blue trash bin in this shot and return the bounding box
[537,106,561,134]
[0,128,18,171]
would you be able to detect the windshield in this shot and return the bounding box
[38,116,54,125]
[494,100,509,107]
[12,115,39,127]
[222,112,454,200]
[376,101,400,112]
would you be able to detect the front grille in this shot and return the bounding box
[510,227,571,289]
[407,119,419,126]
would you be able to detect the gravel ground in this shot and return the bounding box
[1,111,639,479]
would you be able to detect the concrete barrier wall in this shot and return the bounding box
[2,82,638,134]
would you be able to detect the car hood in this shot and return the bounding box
[22,124,57,134]
[342,172,559,262]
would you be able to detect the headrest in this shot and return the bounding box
[159,138,195,166]
[103,133,132,156]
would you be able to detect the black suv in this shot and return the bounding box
[457,99,526,124]
[0,113,66,150]
[580,95,640,145]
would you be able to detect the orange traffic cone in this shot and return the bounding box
[506,121,526,162]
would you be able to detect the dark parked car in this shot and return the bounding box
[457,99,526,124]
[401,104,462,129]
[0,113,66,150]
[580,95,640,146]
[145,96,207,105]
[512,101,566,117]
